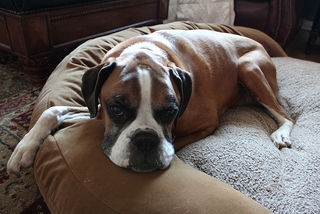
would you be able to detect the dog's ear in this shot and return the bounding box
[169,67,192,118]
[81,62,116,118]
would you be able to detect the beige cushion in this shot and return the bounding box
[35,119,267,213]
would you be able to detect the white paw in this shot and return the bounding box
[7,134,39,176]
[271,120,293,149]
[271,130,291,148]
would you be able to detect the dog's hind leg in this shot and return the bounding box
[7,106,90,175]
[238,50,293,149]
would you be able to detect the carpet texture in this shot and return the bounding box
[0,57,45,213]
[177,57,320,213]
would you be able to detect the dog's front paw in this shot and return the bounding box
[7,134,39,176]
[271,130,291,149]
[271,121,293,149]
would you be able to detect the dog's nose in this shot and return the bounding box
[131,129,160,152]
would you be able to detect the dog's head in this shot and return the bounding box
[81,53,192,172]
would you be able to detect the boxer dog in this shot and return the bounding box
[7,30,293,173]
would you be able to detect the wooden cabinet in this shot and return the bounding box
[0,0,169,74]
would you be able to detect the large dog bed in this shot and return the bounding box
[31,21,320,213]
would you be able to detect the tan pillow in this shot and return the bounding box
[35,119,267,213]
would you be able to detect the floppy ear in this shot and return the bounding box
[81,62,116,118]
[169,67,192,118]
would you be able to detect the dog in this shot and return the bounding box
[7,29,293,174]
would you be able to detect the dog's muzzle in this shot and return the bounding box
[128,128,172,172]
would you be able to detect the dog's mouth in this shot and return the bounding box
[106,148,174,172]
[102,140,175,172]
[129,160,166,172]
[102,129,175,172]
[127,133,175,172]
[128,149,174,172]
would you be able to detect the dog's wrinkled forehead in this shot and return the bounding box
[81,56,192,119]
[100,63,178,109]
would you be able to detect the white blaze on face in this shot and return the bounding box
[109,67,174,169]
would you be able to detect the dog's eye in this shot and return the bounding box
[155,105,179,124]
[166,107,178,116]
[163,107,178,117]
[106,95,136,124]
[109,105,125,117]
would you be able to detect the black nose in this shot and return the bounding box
[131,129,160,152]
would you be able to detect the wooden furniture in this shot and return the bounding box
[305,4,320,54]
[0,0,169,74]
[234,0,304,47]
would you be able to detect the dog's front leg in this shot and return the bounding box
[7,106,90,175]
[238,50,294,148]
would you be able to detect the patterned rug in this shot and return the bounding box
[0,55,49,213]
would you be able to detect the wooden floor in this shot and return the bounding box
[285,29,320,63]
